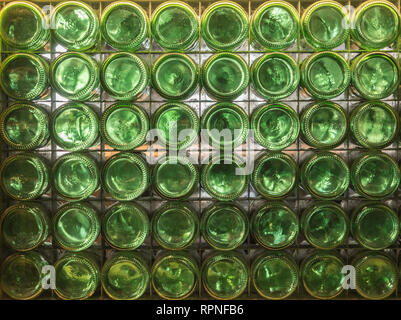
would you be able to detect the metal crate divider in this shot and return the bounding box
[0,0,401,300]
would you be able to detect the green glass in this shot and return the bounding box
[0,191,3,214]
[351,52,399,100]
[251,53,299,101]
[251,251,299,300]
[301,51,350,99]
[52,102,99,151]
[252,152,297,199]
[101,52,149,100]
[151,1,198,51]
[0,153,49,201]
[251,1,299,50]
[202,53,249,101]
[102,152,149,201]
[353,251,398,300]
[152,202,198,250]
[0,53,49,101]
[152,53,198,100]
[152,102,199,150]
[302,1,349,50]
[201,154,250,201]
[51,1,99,51]
[301,251,344,299]
[1,202,49,252]
[101,102,149,151]
[351,203,399,250]
[54,202,100,252]
[301,152,349,200]
[351,151,400,199]
[201,202,248,250]
[300,101,347,149]
[55,252,100,300]
[101,252,150,300]
[152,252,198,300]
[201,1,248,51]
[202,251,248,300]
[0,1,50,50]
[1,251,48,300]
[301,202,349,249]
[251,202,299,250]
[0,103,50,150]
[51,52,99,101]
[350,101,399,149]
[101,1,148,51]
[201,102,248,149]
[352,0,400,50]
[52,152,99,201]
[102,202,149,250]
[251,103,299,150]
[153,156,198,200]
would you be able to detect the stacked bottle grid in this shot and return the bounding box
[1,0,401,300]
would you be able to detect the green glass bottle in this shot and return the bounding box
[152,202,198,250]
[353,251,398,300]
[251,251,299,300]
[0,103,50,150]
[201,154,249,201]
[252,152,297,199]
[251,202,298,250]
[102,152,149,201]
[301,251,344,299]
[351,203,399,250]
[51,1,99,51]
[101,1,148,51]
[351,52,399,100]
[302,1,349,50]
[55,252,100,300]
[301,51,350,99]
[202,251,248,300]
[151,1,198,51]
[51,52,99,101]
[350,101,399,149]
[301,202,349,250]
[202,53,249,101]
[251,1,299,50]
[0,153,49,201]
[351,0,400,50]
[251,52,299,101]
[152,53,199,100]
[350,151,400,199]
[201,102,248,150]
[52,152,99,201]
[0,53,49,101]
[151,102,199,150]
[101,52,149,100]
[0,1,50,50]
[300,101,348,149]
[101,102,148,151]
[102,202,149,250]
[301,152,349,200]
[251,103,299,150]
[52,102,99,151]
[152,156,198,200]
[152,251,198,300]
[201,1,248,51]
[101,252,150,300]
[53,202,100,252]
[1,202,49,252]
[1,251,48,300]
[200,202,248,250]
